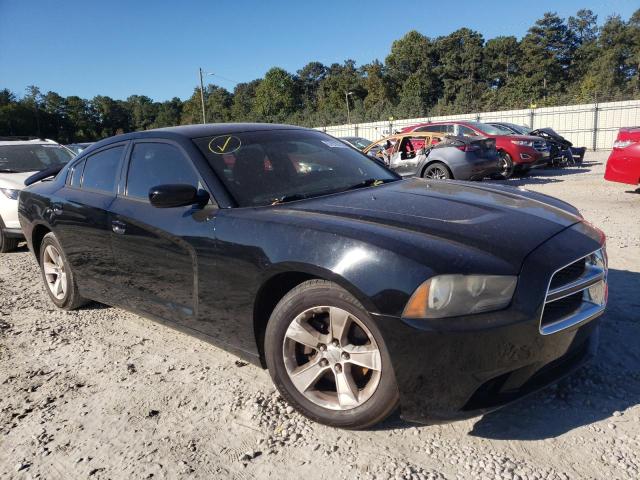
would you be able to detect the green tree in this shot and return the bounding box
[205,85,232,123]
[253,67,297,122]
[484,36,520,89]
[153,97,183,128]
[127,95,158,131]
[231,80,261,122]
[519,12,573,103]
[435,28,486,112]
[92,95,131,137]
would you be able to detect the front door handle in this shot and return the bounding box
[112,220,126,235]
[52,204,63,215]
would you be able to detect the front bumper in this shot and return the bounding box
[373,222,605,424]
[0,213,24,239]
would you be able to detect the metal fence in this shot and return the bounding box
[316,99,640,151]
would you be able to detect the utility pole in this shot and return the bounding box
[345,91,353,125]
[199,67,206,124]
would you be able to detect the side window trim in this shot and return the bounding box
[122,138,210,204]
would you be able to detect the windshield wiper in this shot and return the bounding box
[271,193,309,205]
[344,178,393,191]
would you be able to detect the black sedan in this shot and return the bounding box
[18,123,608,429]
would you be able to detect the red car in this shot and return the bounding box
[605,127,640,187]
[401,121,549,179]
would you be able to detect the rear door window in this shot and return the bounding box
[82,146,125,193]
[126,142,200,200]
[458,125,480,137]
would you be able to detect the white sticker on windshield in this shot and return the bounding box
[322,140,349,148]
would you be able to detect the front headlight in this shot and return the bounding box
[402,274,517,319]
[511,140,533,147]
[0,188,20,200]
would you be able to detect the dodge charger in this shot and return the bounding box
[18,124,608,429]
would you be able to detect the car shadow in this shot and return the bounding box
[468,268,640,440]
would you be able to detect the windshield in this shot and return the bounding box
[490,124,517,134]
[0,144,75,173]
[504,123,532,135]
[465,122,510,136]
[194,129,399,207]
[347,137,372,150]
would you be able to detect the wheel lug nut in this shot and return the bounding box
[341,352,350,360]
[318,344,326,352]
[334,364,342,373]
[319,359,329,367]
[331,339,339,347]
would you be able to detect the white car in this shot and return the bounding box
[0,137,75,252]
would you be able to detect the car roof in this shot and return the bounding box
[0,138,60,146]
[150,123,308,139]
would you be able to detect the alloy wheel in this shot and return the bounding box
[425,167,448,179]
[499,153,513,177]
[43,245,67,300]
[282,306,382,410]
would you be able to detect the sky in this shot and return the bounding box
[1,0,638,102]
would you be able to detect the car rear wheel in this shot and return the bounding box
[494,152,514,179]
[264,280,399,429]
[39,232,88,310]
[423,162,452,180]
[0,227,19,253]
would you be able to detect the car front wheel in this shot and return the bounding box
[494,152,514,179]
[39,232,87,310]
[265,280,399,429]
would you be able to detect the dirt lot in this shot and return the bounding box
[1,152,639,480]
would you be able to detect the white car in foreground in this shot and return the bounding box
[0,137,75,252]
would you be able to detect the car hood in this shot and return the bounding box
[285,179,582,271]
[0,171,37,190]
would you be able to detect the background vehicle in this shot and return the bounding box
[66,142,93,155]
[605,127,640,186]
[339,136,373,151]
[363,131,499,180]
[487,122,533,136]
[0,137,74,252]
[20,123,607,429]
[529,128,586,166]
[402,121,549,178]
[488,123,585,167]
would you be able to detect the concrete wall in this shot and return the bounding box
[316,99,640,151]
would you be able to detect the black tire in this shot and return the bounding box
[264,280,399,429]
[38,232,88,310]
[493,151,514,180]
[0,227,19,253]
[422,162,452,180]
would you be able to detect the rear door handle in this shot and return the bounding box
[112,220,126,235]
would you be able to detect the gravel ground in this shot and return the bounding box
[1,152,639,480]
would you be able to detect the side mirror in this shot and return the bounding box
[149,184,209,208]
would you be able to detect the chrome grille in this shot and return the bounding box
[540,249,607,335]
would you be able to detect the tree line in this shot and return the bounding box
[1,9,639,143]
